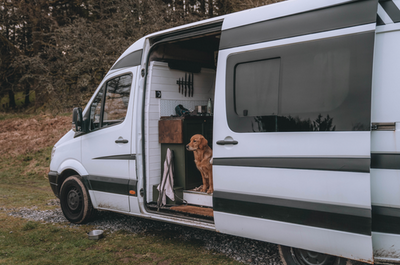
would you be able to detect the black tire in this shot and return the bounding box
[279,245,347,265]
[60,175,94,224]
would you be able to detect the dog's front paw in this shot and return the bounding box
[207,188,213,194]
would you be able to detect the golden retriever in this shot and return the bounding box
[186,134,213,194]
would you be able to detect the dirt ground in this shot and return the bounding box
[0,115,71,157]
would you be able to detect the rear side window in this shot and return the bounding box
[89,73,132,131]
[235,58,280,117]
[226,32,374,132]
[111,50,142,70]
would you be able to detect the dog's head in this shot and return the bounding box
[186,134,208,151]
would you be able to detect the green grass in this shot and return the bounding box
[0,111,71,121]
[0,114,242,265]
[0,112,37,121]
[0,146,55,210]
[0,91,36,110]
[0,211,240,265]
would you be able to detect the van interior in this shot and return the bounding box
[144,31,221,222]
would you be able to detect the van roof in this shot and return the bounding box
[113,0,357,69]
[112,0,386,71]
[146,0,354,38]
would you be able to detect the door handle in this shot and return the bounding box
[115,139,128,144]
[216,140,238,145]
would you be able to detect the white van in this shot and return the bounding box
[48,0,400,264]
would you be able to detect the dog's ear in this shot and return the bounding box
[199,136,208,149]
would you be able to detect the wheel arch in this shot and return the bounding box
[56,159,89,197]
[57,169,80,196]
[278,245,348,265]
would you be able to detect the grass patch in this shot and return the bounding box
[0,111,69,121]
[0,146,55,209]
[22,221,39,231]
[0,114,242,265]
[0,112,36,121]
[0,212,240,265]
[0,91,36,110]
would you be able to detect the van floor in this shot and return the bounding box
[170,205,213,217]
[147,203,214,221]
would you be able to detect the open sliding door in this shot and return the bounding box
[213,0,378,262]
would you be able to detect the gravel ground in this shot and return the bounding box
[4,200,282,265]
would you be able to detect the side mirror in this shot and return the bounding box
[72,107,83,132]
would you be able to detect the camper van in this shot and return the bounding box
[48,0,400,264]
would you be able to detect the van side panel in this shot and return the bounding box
[216,212,373,262]
[214,0,377,262]
[81,67,139,213]
[371,22,400,262]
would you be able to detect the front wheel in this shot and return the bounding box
[59,175,94,224]
[279,245,347,265]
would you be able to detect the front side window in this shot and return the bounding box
[103,75,131,124]
[88,73,132,131]
[226,32,374,132]
[90,85,105,130]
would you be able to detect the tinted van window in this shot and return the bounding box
[227,32,374,132]
[89,73,132,130]
[235,58,280,117]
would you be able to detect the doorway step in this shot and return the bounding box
[183,190,212,207]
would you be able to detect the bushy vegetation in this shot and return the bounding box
[1,0,283,113]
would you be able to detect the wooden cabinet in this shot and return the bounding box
[160,116,213,191]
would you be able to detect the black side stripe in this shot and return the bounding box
[213,191,371,235]
[380,0,400,23]
[128,179,138,196]
[372,205,400,234]
[94,154,136,160]
[83,175,137,196]
[371,153,400,169]
[377,14,385,25]
[213,157,370,173]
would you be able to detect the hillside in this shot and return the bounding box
[0,115,71,157]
